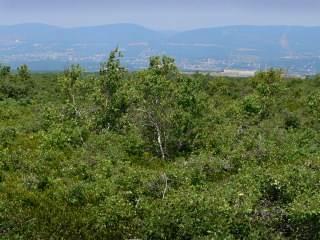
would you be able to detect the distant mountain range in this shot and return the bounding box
[1,23,320,74]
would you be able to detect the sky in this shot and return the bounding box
[0,0,320,30]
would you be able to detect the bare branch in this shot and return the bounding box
[162,173,168,199]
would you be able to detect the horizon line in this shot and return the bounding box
[1,22,320,31]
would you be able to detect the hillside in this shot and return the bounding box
[1,54,320,239]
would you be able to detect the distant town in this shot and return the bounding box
[1,24,320,75]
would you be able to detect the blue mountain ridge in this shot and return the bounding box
[0,23,319,73]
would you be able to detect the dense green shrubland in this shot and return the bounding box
[1,49,320,239]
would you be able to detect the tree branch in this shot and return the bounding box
[162,173,168,199]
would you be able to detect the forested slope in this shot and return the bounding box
[1,49,320,239]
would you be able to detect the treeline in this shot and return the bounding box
[1,48,320,239]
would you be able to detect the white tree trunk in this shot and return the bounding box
[155,123,165,159]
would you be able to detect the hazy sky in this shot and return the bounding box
[0,0,320,30]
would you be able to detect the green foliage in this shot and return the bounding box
[0,63,10,78]
[0,57,320,239]
[149,55,178,76]
[17,64,31,81]
[124,61,209,159]
[252,68,284,96]
[307,89,320,122]
[96,47,127,129]
[0,64,34,100]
